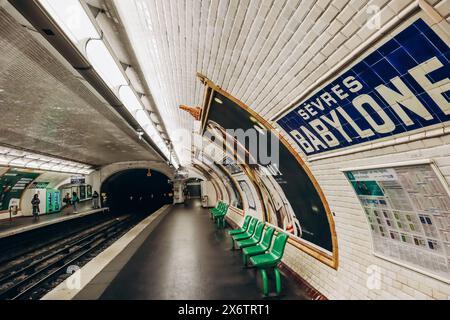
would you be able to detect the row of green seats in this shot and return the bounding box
[228,215,289,297]
[210,201,229,228]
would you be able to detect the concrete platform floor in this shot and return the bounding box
[100,200,308,300]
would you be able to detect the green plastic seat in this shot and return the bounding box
[210,201,223,220]
[249,233,289,297]
[214,203,229,228]
[228,215,252,236]
[236,221,265,249]
[210,201,224,219]
[242,226,275,266]
[231,218,258,249]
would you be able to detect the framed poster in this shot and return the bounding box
[203,155,244,211]
[344,161,450,283]
[238,180,256,210]
[222,156,243,175]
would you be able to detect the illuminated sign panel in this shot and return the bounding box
[70,176,85,185]
[278,18,450,156]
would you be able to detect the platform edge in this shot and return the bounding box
[41,205,172,300]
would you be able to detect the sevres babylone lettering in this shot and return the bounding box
[279,19,450,156]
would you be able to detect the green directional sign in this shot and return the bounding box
[0,169,40,211]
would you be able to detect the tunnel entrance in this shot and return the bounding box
[100,169,173,215]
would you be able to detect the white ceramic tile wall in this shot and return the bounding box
[112,0,450,299]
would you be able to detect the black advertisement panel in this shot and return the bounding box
[204,90,336,258]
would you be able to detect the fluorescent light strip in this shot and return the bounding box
[86,40,128,88]
[38,0,100,45]
[119,86,143,114]
[37,0,175,165]
[0,146,94,175]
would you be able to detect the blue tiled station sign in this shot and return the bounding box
[277,19,450,156]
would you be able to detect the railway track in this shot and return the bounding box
[0,215,137,300]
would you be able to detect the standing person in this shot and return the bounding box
[63,193,71,208]
[72,192,80,213]
[31,194,40,220]
[92,191,99,209]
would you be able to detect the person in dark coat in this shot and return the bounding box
[63,193,71,208]
[31,194,40,220]
[92,191,100,209]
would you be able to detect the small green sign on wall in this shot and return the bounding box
[0,169,40,211]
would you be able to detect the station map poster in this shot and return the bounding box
[345,164,450,282]
[278,18,450,156]
[0,169,40,211]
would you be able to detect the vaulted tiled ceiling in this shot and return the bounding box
[110,0,449,166]
[0,7,162,166]
[2,0,448,168]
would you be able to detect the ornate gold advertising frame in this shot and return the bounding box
[198,75,339,269]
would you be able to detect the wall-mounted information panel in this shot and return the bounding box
[345,163,450,282]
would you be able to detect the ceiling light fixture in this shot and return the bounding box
[38,0,100,46]
[86,39,128,89]
[0,145,94,175]
[119,85,144,114]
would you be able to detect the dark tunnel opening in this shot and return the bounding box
[100,169,173,216]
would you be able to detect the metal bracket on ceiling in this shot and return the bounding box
[85,3,106,19]
[120,62,132,71]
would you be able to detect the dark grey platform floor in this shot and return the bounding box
[100,200,308,300]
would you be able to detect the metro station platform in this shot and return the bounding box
[49,201,309,300]
[0,204,109,240]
